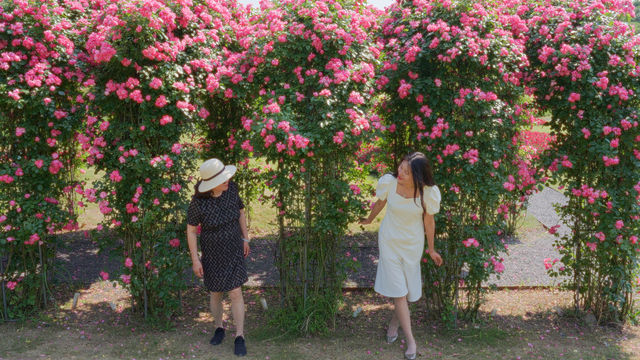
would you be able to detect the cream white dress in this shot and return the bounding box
[374,174,441,302]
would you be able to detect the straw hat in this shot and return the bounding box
[198,158,236,193]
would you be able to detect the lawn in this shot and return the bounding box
[1,284,639,359]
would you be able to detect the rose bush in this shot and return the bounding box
[523,0,640,323]
[77,0,244,321]
[189,1,263,220]
[2,0,639,329]
[376,0,539,323]
[235,0,380,333]
[0,0,86,318]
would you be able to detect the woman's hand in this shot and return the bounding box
[243,241,250,258]
[192,259,204,278]
[359,199,386,226]
[428,250,443,266]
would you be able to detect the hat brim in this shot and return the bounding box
[198,165,237,193]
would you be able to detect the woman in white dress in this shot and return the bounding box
[360,152,443,360]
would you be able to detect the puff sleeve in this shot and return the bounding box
[423,185,441,215]
[375,174,395,201]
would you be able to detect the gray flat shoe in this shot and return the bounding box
[404,352,416,360]
[386,333,398,344]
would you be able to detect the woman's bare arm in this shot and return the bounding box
[186,224,203,277]
[359,199,387,224]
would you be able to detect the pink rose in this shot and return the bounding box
[149,77,163,89]
[159,115,173,126]
[397,80,412,99]
[109,170,123,182]
[568,92,581,103]
[155,95,168,108]
[463,238,479,248]
[100,271,109,280]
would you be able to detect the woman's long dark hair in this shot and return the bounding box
[392,152,436,215]
[192,180,212,199]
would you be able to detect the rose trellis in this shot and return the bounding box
[78,0,243,320]
[237,0,380,333]
[376,0,542,323]
[1,0,639,328]
[523,0,640,323]
[0,0,86,319]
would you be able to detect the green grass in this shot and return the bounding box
[527,114,551,134]
[1,287,638,360]
[514,211,545,237]
[529,123,551,134]
[76,166,104,229]
[74,163,386,238]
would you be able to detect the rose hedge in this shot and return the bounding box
[78,0,242,320]
[376,0,540,322]
[0,0,86,318]
[523,0,640,323]
[235,0,380,333]
[1,0,639,327]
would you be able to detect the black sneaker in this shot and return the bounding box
[209,327,225,346]
[234,336,247,357]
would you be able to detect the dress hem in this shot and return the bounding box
[375,284,423,302]
[204,278,248,293]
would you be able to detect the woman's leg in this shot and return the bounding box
[394,296,416,355]
[387,307,399,337]
[210,292,224,328]
[228,287,245,337]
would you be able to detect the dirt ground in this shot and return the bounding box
[1,283,639,360]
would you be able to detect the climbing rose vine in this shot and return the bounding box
[237,0,380,333]
[524,0,640,323]
[0,0,86,318]
[79,0,247,320]
[376,0,539,322]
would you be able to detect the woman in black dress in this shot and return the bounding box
[186,158,250,357]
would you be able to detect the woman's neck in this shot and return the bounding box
[211,190,223,197]
[397,180,414,190]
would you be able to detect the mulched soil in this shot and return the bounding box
[49,186,573,289]
[52,224,560,289]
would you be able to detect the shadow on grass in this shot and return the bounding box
[53,230,121,284]
[52,229,382,291]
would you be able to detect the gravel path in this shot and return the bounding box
[53,187,571,288]
[486,186,570,287]
[526,186,571,237]
[485,232,565,287]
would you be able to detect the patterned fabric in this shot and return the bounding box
[187,181,247,292]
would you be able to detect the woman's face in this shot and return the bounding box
[397,160,413,186]
[212,180,230,193]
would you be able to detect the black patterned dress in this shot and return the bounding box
[187,181,248,292]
